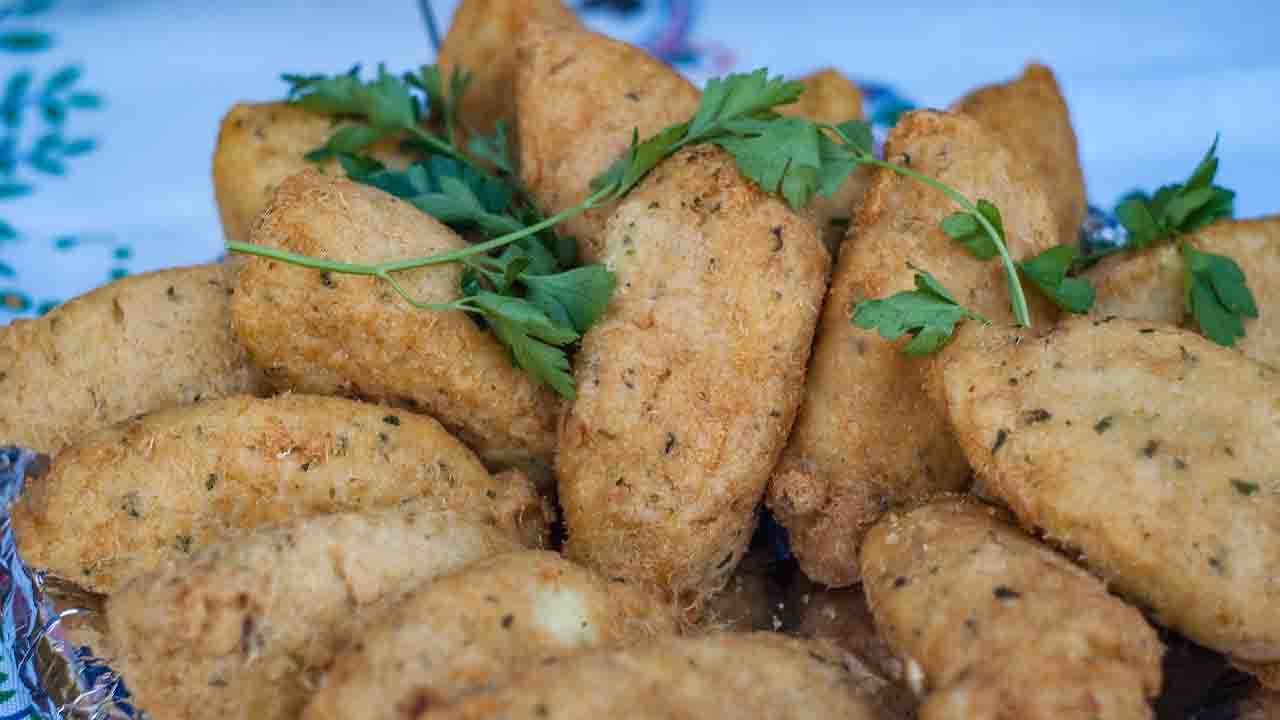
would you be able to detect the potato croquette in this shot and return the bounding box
[1088,216,1280,364]
[303,551,676,720]
[230,170,561,470]
[862,498,1162,719]
[438,0,579,137]
[108,503,523,720]
[419,633,880,720]
[0,263,265,455]
[767,109,1058,587]
[780,68,871,258]
[930,316,1280,668]
[212,102,414,244]
[12,393,549,593]
[953,63,1087,246]
[515,23,701,262]
[558,146,829,609]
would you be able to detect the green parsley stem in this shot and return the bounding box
[860,157,1032,328]
[406,125,479,170]
[226,182,616,304]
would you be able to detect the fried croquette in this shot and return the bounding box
[212,102,414,244]
[558,145,828,609]
[11,393,549,592]
[862,497,1162,719]
[303,550,675,720]
[1088,215,1280,364]
[0,263,266,455]
[930,316,1280,668]
[418,632,880,720]
[953,62,1087,246]
[438,0,579,137]
[767,109,1058,587]
[107,502,524,720]
[515,22,701,262]
[230,170,561,470]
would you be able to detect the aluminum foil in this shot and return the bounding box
[0,447,135,720]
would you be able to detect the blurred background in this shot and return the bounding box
[1,0,1277,317]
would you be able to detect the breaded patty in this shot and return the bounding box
[438,0,579,137]
[230,170,561,470]
[212,102,413,244]
[930,316,1280,668]
[953,62,1086,246]
[303,550,676,720]
[0,264,265,454]
[558,145,829,609]
[1088,215,1280,364]
[767,109,1059,587]
[862,498,1162,719]
[418,632,880,720]
[11,393,548,592]
[515,22,700,262]
[108,502,523,720]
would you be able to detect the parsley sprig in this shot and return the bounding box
[1113,137,1255,347]
[590,70,1033,335]
[228,66,1055,387]
[229,65,621,398]
[852,265,989,355]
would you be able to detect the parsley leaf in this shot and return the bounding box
[852,267,989,355]
[468,120,515,175]
[941,200,1004,260]
[591,69,812,205]
[713,116,824,209]
[1182,243,1258,347]
[1115,136,1235,249]
[287,66,368,115]
[266,64,617,398]
[1017,245,1096,313]
[346,156,522,237]
[1113,136,1255,348]
[523,265,617,334]
[465,291,579,398]
[687,68,803,140]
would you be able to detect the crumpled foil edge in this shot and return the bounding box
[1,447,136,719]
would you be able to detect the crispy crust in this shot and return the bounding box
[0,263,266,454]
[11,393,549,592]
[779,68,865,127]
[862,497,1162,719]
[953,62,1086,246]
[230,170,561,469]
[303,551,676,720]
[767,109,1059,586]
[557,146,829,609]
[421,632,880,720]
[515,23,700,262]
[929,316,1280,666]
[108,503,523,720]
[212,102,413,244]
[438,0,579,136]
[1087,215,1280,365]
